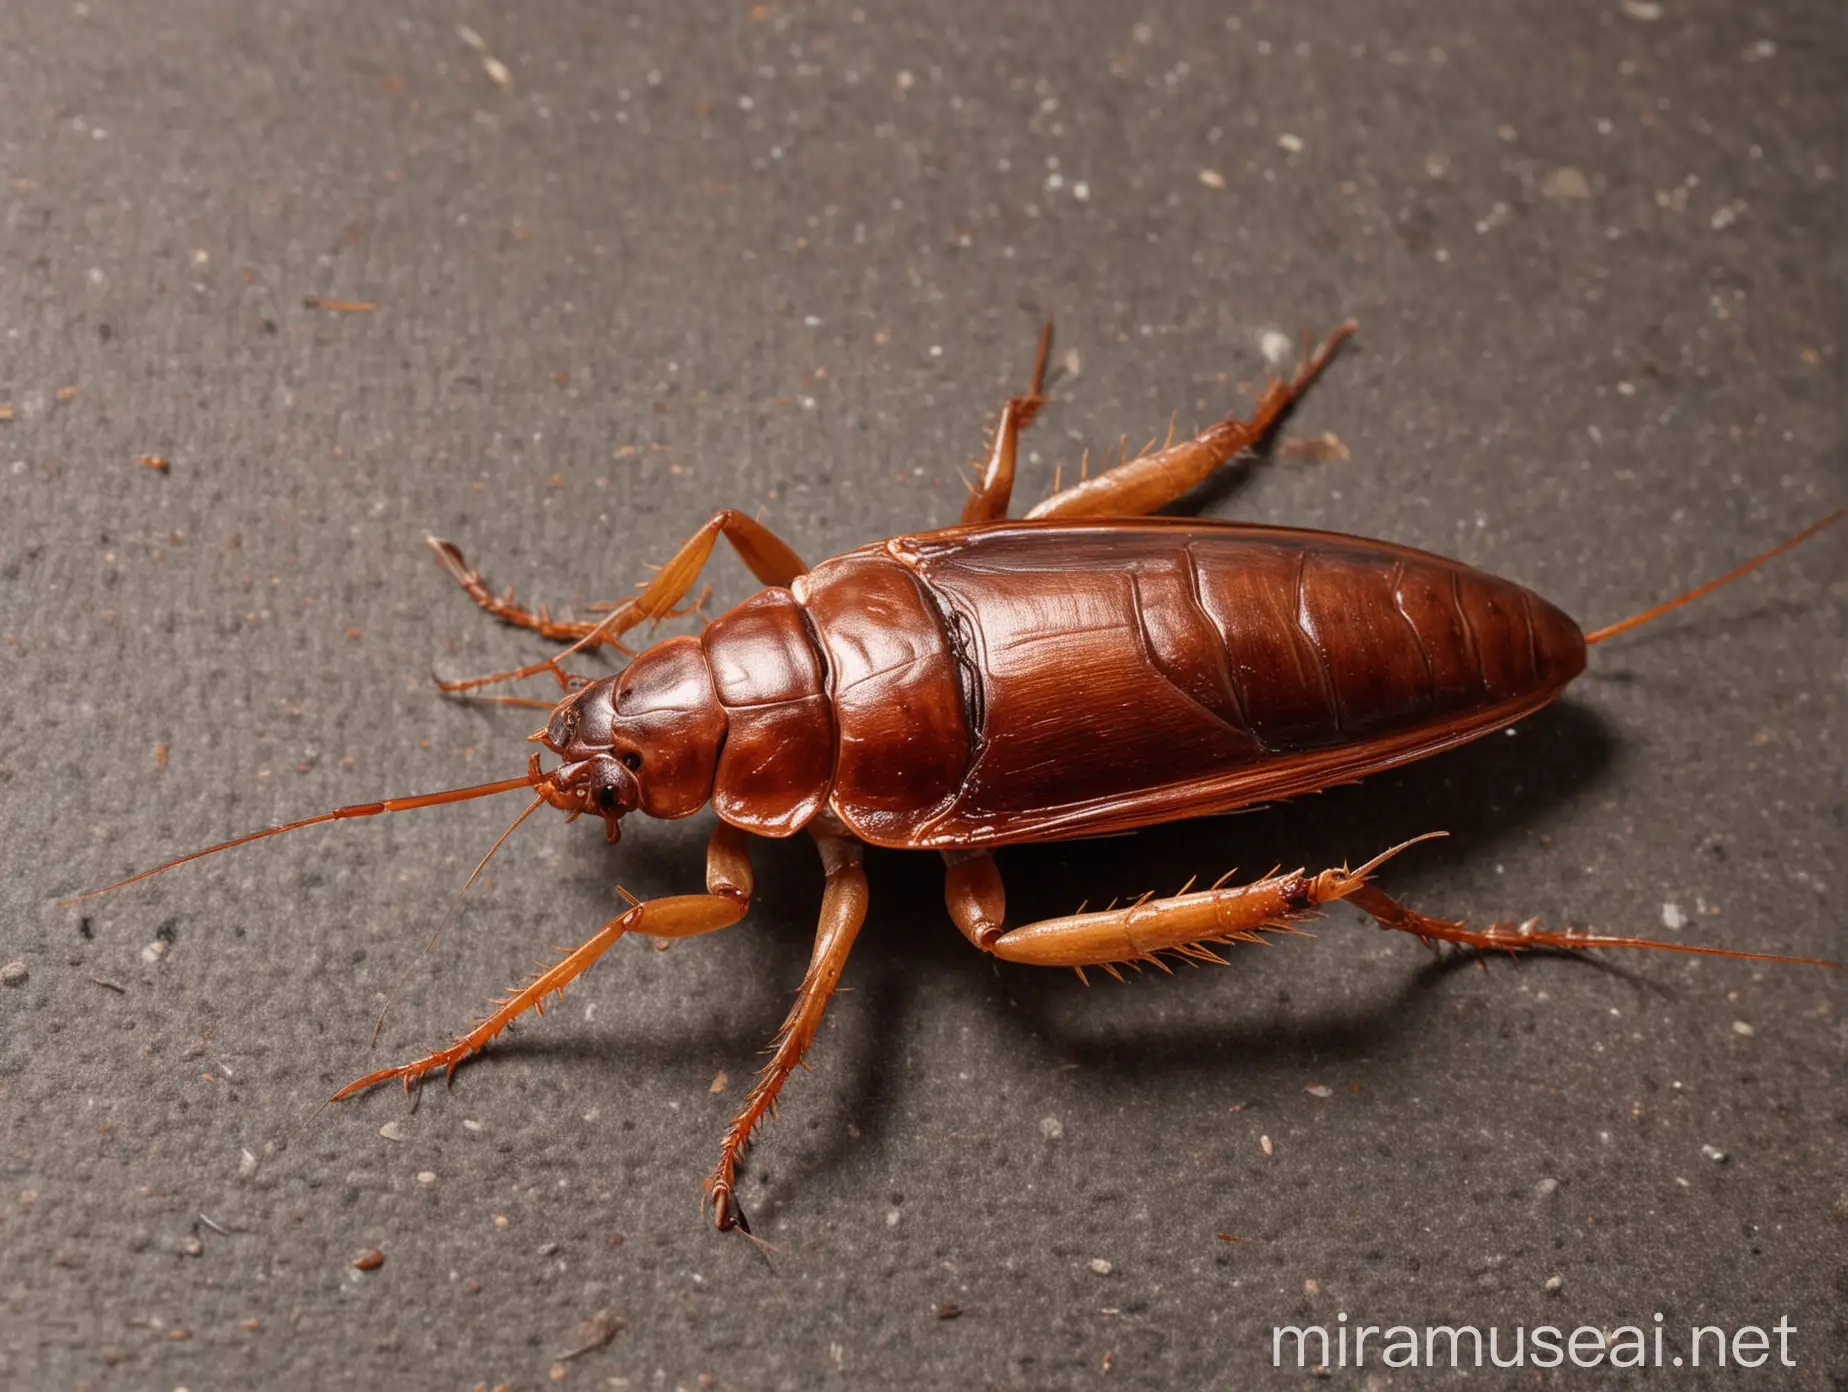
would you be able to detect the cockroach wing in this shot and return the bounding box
[819,519,1584,849]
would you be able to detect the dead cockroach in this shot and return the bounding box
[67,321,1841,1233]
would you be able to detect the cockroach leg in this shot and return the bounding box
[426,535,609,644]
[705,823,867,1232]
[980,861,1332,970]
[1341,884,1839,968]
[1024,320,1356,521]
[435,510,811,694]
[331,824,754,1100]
[977,836,1433,968]
[976,834,1839,974]
[942,848,1006,949]
[961,319,1053,524]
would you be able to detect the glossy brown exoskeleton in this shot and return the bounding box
[71,322,1840,1232]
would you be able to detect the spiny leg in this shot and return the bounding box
[961,319,1054,524]
[332,823,755,1098]
[979,857,1365,974]
[954,835,1837,974]
[427,535,609,644]
[1340,883,1841,968]
[1025,321,1356,521]
[437,509,810,694]
[705,819,868,1233]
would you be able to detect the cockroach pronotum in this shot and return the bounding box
[67,320,1841,1234]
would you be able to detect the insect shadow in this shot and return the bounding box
[738,698,1623,1210]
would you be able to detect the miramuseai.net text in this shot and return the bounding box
[1270,1313,1799,1372]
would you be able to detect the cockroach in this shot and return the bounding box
[68,321,1841,1234]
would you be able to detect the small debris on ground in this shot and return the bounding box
[0,404,14,421]
[1304,1084,1333,1098]
[1544,1274,1564,1294]
[1260,1134,1274,1157]
[1541,166,1593,201]
[350,1248,385,1271]
[302,296,378,312]
[1279,433,1350,464]
[1701,1144,1728,1164]
[1198,168,1227,189]
[708,1070,728,1094]
[1,961,27,987]
[931,1301,964,1320]
[57,385,80,402]
[1088,1258,1113,1276]
[137,454,170,473]
[378,1120,408,1142]
[557,1305,627,1360]
[1731,1020,1754,1038]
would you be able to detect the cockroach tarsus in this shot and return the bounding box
[66,320,1842,1234]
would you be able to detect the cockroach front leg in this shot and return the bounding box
[960,320,1053,524]
[435,510,810,694]
[1025,321,1355,521]
[705,820,868,1233]
[332,823,755,1098]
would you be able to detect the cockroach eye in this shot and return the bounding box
[620,751,642,771]
[596,783,623,812]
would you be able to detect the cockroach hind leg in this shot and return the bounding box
[1341,882,1841,971]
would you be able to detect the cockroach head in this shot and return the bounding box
[533,636,726,838]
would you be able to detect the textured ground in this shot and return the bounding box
[1,2,1842,1388]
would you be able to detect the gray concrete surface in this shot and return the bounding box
[2,2,1842,1388]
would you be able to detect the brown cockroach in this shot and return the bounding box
[69,321,1841,1233]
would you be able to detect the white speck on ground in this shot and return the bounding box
[0,961,26,986]
[1259,331,1293,367]
[1305,1084,1333,1098]
[1701,1144,1728,1163]
[1040,1116,1064,1139]
[1088,1258,1113,1275]
[1198,168,1226,189]
[1619,0,1662,18]
[1662,902,1686,930]
[1277,133,1304,154]
[1731,1020,1754,1037]
[379,1121,408,1143]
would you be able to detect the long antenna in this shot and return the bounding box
[1585,509,1841,646]
[59,769,544,904]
